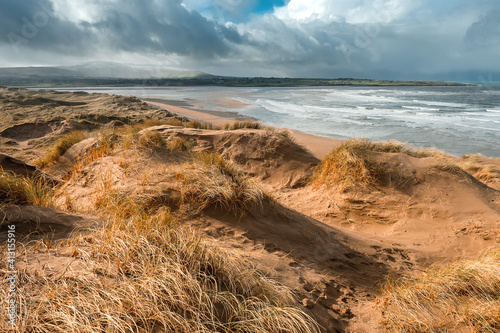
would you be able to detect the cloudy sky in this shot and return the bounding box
[0,0,499,80]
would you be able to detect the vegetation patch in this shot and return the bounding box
[0,169,53,206]
[135,117,263,131]
[34,131,86,168]
[221,120,263,130]
[0,141,317,332]
[175,151,271,215]
[312,138,443,191]
[378,247,500,332]
[138,130,165,148]
[0,209,319,332]
[338,138,437,158]
[312,139,385,191]
[458,154,499,184]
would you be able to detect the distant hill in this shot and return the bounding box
[0,61,212,81]
[0,62,470,87]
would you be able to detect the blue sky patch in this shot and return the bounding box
[253,0,288,15]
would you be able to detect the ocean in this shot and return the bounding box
[52,85,500,157]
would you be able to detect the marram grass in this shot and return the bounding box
[0,206,319,333]
[175,151,271,215]
[312,138,439,192]
[0,131,318,332]
[378,247,500,332]
[0,168,53,206]
[34,131,87,168]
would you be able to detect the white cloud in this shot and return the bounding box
[50,0,106,23]
[275,0,418,24]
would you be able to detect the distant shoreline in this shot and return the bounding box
[1,77,470,88]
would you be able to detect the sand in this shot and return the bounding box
[213,97,251,109]
[1,87,499,332]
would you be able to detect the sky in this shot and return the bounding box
[0,0,499,80]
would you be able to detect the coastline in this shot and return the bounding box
[143,99,342,159]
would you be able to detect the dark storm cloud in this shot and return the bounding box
[0,0,94,54]
[92,0,238,58]
[228,16,382,77]
[0,0,242,59]
[465,10,500,48]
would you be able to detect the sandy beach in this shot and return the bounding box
[1,87,499,332]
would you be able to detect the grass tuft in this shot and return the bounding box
[378,247,500,332]
[138,130,165,148]
[166,136,192,152]
[221,120,263,130]
[458,154,499,184]
[175,151,270,215]
[340,138,437,158]
[34,131,86,168]
[0,168,53,206]
[312,139,383,192]
[312,138,442,191]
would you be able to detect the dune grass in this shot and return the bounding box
[312,139,384,191]
[136,117,263,131]
[378,247,500,332]
[221,120,264,130]
[35,118,265,173]
[138,129,166,148]
[335,138,438,157]
[0,168,53,206]
[0,123,319,332]
[312,138,442,191]
[458,154,499,184]
[166,136,192,152]
[0,204,319,332]
[175,151,271,215]
[34,131,87,168]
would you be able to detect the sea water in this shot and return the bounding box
[53,85,500,157]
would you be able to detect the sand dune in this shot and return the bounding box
[1,87,499,332]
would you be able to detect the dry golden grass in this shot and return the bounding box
[379,247,500,332]
[312,139,384,192]
[0,206,319,332]
[312,138,443,192]
[65,131,118,181]
[221,120,263,130]
[135,117,183,129]
[0,146,318,332]
[138,130,165,148]
[134,117,257,131]
[458,154,499,184]
[175,151,270,215]
[0,168,53,206]
[34,131,86,168]
[166,136,192,152]
[340,138,438,158]
[133,117,214,131]
[137,118,264,131]
[0,123,320,332]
